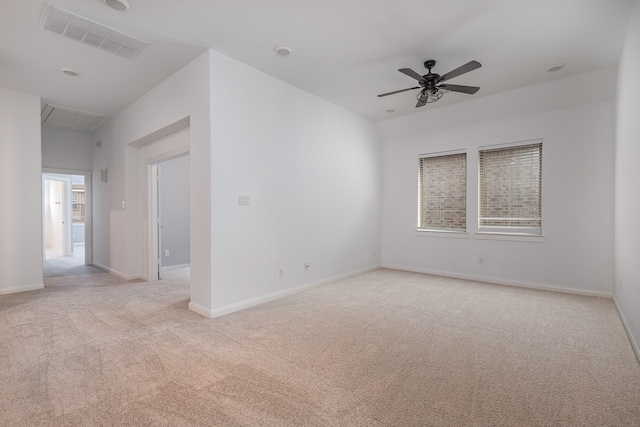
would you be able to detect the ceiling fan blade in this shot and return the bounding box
[377,86,421,97]
[399,68,425,82]
[415,98,427,108]
[438,84,480,94]
[436,60,481,82]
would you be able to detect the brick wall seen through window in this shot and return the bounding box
[419,152,467,232]
[478,142,542,235]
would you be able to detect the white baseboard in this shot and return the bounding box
[0,283,45,295]
[382,264,612,299]
[161,263,190,272]
[188,301,213,318]
[91,262,141,281]
[613,296,640,365]
[189,264,382,319]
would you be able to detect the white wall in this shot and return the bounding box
[92,50,212,318]
[42,126,93,171]
[159,154,190,268]
[614,0,640,356]
[378,69,616,296]
[0,88,44,294]
[91,49,381,317]
[206,50,381,314]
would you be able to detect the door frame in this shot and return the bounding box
[132,122,190,282]
[42,168,93,265]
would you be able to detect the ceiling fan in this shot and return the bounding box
[378,60,482,107]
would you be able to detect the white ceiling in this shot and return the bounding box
[0,0,634,127]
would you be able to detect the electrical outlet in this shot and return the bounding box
[278,267,284,278]
[478,257,484,265]
[164,249,169,257]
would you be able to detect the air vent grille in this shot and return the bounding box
[42,104,105,132]
[40,3,147,59]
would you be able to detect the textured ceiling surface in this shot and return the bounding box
[0,0,634,125]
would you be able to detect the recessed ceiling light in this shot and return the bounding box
[61,68,79,76]
[274,46,292,56]
[103,0,130,11]
[547,63,565,72]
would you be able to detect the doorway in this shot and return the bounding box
[134,124,190,282]
[150,154,190,280]
[42,169,92,277]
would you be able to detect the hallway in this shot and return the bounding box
[43,244,97,282]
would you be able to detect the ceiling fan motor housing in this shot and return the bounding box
[422,60,440,85]
[424,59,437,69]
[424,79,438,90]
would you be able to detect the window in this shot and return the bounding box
[478,141,542,235]
[72,185,86,223]
[418,151,467,232]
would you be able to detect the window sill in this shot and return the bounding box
[475,232,545,243]
[416,230,469,239]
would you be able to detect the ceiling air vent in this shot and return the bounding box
[39,3,147,59]
[41,104,105,132]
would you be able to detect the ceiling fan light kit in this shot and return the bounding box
[417,88,443,104]
[378,59,481,107]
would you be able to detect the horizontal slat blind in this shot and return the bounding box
[419,152,466,231]
[478,143,542,234]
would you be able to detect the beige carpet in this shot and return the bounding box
[1,264,639,426]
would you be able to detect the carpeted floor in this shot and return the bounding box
[1,263,639,426]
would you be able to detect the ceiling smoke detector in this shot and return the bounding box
[274,46,292,56]
[547,63,565,72]
[103,0,130,11]
[61,68,79,76]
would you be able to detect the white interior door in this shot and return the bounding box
[150,163,162,280]
[44,177,69,259]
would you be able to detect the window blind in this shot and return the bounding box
[478,142,542,234]
[419,152,466,231]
